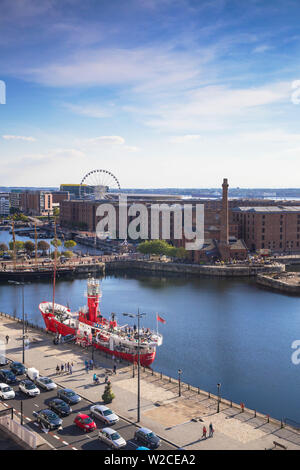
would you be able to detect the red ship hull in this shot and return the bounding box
[40,310,156,368]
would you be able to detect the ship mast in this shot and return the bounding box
[34,222,38,267]
[12,221,16,271]
[52,218,57,315]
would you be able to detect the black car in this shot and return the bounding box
[48,398,72,417]
[33,409,62,430]
[134,428,161,449]
[0,369,17,384]
[57,388,81,405]
[10,361,26,375]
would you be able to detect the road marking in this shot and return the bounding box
[53,435,60,440]
[3,403,8,407]
[62,441,69,445]
[33,422,39,427]
[34,404,39,407]
[72,447,78,450]
[26,417,31,421]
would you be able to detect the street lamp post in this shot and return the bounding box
[178,369,182,397]
[217,383,221,413]
[10,280,25,364]
[123,310,145,423]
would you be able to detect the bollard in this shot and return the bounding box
[188,383,190,390]
[254,410,256,417]
[169,376,171,383]
[266,414,270,423]
[198,387,200,395]
[240,402,245,413]
[230,400,232,408]
[208,391,210,398]
[160,372,162,379]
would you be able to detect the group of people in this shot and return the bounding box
[84,359,94,372]
[56,362,73,375]
[202,423,214,439]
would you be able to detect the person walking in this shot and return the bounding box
[61,364,64,374]
[209,423,214,438]
[5,335,9,344]
[202,426,207,439]
[113,363,117,375]
[56,364,60,375]
[89,359,93,370]
[69,364,73,375]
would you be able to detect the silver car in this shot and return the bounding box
[90,405,119,425]
[35,376,57,391]
[98,427,126,449]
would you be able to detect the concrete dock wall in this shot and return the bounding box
[106,260,285,277]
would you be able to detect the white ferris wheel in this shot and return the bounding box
[79,169,121,200]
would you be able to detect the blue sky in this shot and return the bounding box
[1,0,300,188]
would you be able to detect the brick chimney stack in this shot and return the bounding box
[220,178,229,245]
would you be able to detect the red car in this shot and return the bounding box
[74,413,97,432]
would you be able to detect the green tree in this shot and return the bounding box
[51,238,62,248]
[64,240,77,250]
[175,247,188,259]
[24,240,35,253]
[37,240,50,253]
[0,243,8,252]
[50,251,61,259]
[138,240,175,256]
[9,240,25,251]
[53,207,60,217]
[102,381,115,404]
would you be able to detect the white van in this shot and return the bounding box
[27,367,39,381]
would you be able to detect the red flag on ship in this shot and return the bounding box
[157,314,166,324]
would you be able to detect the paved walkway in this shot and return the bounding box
[1,315,299,450]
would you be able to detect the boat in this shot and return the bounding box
[39,277,163,367]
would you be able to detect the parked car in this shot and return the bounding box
[134,428,161,449]
[27,367,39,381]
[0,355,8,366]
[57,388,81,405]
[33,409,62,430]
[9,362,26,376]
[35,376,57,391]
[0,382,15,399]
[74,413,96,432]
[98,427,126,449]
[48,398,72,417]
[90,405,119,425]
[0,369,17,385]
[19,380,40,397]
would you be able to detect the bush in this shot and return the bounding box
[102,382,115,404]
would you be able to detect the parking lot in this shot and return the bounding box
[0,364,175,451]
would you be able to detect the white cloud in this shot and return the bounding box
[144,82,290,131]
[3,134,36,141]
[252,44,272,54]
[85,135,125,145]
[63,103,112,118]
[20,45,211,91]
[79,135,140,151]
[169,134,201,143]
